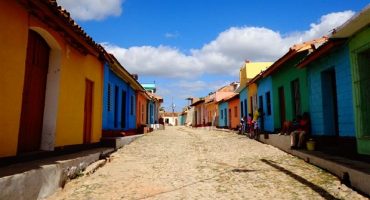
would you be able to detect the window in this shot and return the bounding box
[121,90,126,128]
[259,95,263,113]
[114,85,119,128]
[291,79,301,117]
[221,109,223,119]
[234,106,237,118]
[250,96,253,114]
[107,83,111,111]
[266,92,271,115]
[241,101,244,117]
[244,99,247,116]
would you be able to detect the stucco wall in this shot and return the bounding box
[239,87,248,118]
[228,97,240,129]
[307,45,355,137]
[257,76,274,132]
[272,54,309,129]
[218,102,229,127]
[0,2,104,157]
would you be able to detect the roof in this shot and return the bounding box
[161,112,179,117]
[331,4,370,38]
[147,92,163,103]
[190,99,205,107]
[107,54,145,91]
[297,39,346,68]
[141,83,156,90]
[263,37,328,77]
[19,0,104,57]
[20,0,146,92]
[223,93,239,102]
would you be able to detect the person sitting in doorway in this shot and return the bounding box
[290,112,310,149]
[278,121,293,135]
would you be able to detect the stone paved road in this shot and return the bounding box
[47,126,367,200]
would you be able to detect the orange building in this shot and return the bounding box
[224,94,240,129]
[136,91,150,130]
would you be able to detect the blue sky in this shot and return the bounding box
[58,0,368,112]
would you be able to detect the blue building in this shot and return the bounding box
[218,101,229,128]
[238,86,248,119]
[257,76,274,132]
[102,55,144,134]
[298,40,355,137]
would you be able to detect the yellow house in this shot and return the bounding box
[239,61,272,87]
[237,61,272,115]
[0,1,105,157]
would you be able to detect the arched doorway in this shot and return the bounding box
[18,30,50,153]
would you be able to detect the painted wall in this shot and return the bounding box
[239,62,272,86]
[307,45,355,137]
[195,104,205,126]
[205,102,217,126]
[239,87,248,118]
[257,76,274,132]
[0,1,28,157]
[247,84,257,114]
[148,100,155,124]
[227,97,240,129]
[136,92,148,127]
[178,115,186,125]
[0,1,104,157]
[102,65,136,131]
[349,27,370,155]
[272,54,309,129]
[218,102,229,127]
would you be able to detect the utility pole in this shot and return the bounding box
[171,97,175,125]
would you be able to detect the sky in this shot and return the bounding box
[57,0,369,112]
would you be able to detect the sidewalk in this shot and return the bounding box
[0,134,143,200]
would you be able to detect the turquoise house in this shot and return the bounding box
[298,40,355,137]
[331,6,370,154]
[218,101,229,128]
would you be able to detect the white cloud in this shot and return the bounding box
[103,11,355,78]
[57,0,124,21]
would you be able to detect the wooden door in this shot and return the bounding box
[83,79,94,144]
[18,30,50,153]
[278,87,286,127]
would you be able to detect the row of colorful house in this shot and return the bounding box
[180,5,370,155]
[0,1,162,159]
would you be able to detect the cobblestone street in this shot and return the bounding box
[47,127,367,200]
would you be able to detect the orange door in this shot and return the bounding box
[83,79,94,144]
[18,31,50,153]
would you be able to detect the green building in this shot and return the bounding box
[263,38,327,129]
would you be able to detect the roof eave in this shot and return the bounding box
[331,5,370,38]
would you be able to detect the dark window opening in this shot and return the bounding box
[121,90,127,128]
[107,83,111,111]
[266,92,271,115]
[291,79,301,117]
[130,95,134,115]
[114,85,119,128]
